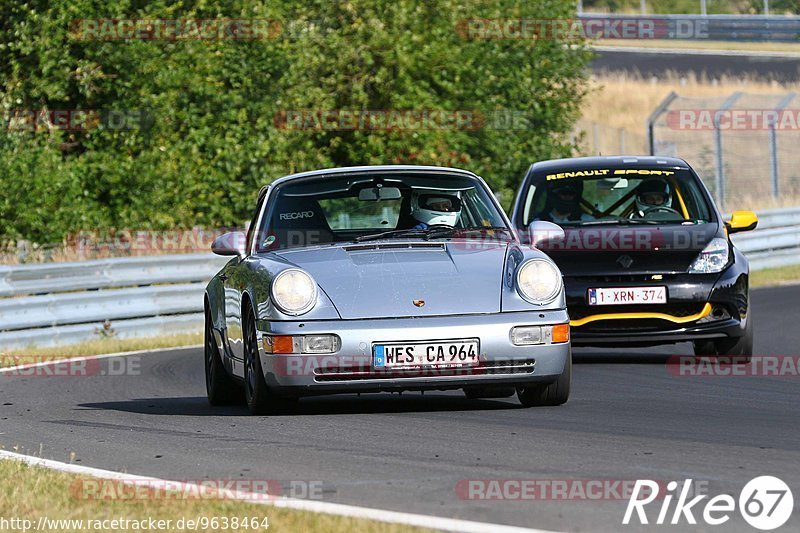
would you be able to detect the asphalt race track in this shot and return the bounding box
[592,48,800,82]
[1,285,798,532]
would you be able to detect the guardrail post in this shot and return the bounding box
[714,92,742,209]
[770,93,797,200]
[646,91,678,156]
[770,126,778,199]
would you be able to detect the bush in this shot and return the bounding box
[0,0,590,244]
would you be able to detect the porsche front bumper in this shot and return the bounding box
[256,310,571,396]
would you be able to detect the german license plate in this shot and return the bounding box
[373,340,480,369]
[588,286,667,306]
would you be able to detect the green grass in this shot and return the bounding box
[0,332,203,368]
[0,460,428,533]
[750,264,800,288]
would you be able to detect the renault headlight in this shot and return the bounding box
[271,269,318,315]
[516,259,562,304]
[688,238,730,274]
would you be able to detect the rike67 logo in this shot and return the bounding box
[624,476,793,530]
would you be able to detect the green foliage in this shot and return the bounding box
[0,0,590,243]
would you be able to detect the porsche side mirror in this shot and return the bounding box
[527,220,565,246]
[727,211,758,234]
[211,231,247,256]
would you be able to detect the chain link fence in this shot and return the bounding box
[647,91,800,210]
[574,119,648,158]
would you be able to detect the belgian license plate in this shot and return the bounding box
[373,340,480,369]
[588,286,667,306]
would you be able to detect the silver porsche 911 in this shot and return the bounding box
[204,165,571,414]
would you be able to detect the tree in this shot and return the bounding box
[0,0,590,244]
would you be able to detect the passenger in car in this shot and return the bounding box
[537,182,594,224]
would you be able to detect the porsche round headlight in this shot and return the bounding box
[271,269,318,315]
[516,259,562,304]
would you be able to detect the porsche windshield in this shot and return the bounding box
[520,168,713,227]
[256,172,509,251]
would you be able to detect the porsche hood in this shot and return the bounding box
[270,241,509,319]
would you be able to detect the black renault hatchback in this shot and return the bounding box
[511,156,758,357]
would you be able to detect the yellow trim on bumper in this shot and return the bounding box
[570,302,712,327]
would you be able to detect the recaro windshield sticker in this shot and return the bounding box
[279,211,315,220]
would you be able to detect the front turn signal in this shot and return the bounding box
[551,324,570,344]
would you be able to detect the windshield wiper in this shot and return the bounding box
[353,228,429,243]
[565,219,661,226]
[619,219,663,225]
[354,225,511,243]
[423,225,512,239]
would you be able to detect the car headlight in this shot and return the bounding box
[516,259,562,304]
[688,237,730,274]
[271,269,318,315]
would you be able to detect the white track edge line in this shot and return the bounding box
[0,450,560,533]
[0,345,201,374]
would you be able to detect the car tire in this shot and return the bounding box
[692,314,753,362]
[516,352,572,407]
[204,306,242,406]
[243,304,296,415]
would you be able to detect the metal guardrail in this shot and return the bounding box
[0,208,797,349]
[578,14,800,42]
[730,207,800,270]
[0,254,229,349]
[0,254,226,298]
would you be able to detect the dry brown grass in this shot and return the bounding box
[597,40,800,53]
[582,72,797,136]
[0,333,203,368]
[577,73,800,210]
[0,460,430,533]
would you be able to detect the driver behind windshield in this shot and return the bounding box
[538,182,594,224]
[632,178,672,218]
[410,192,462,229]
